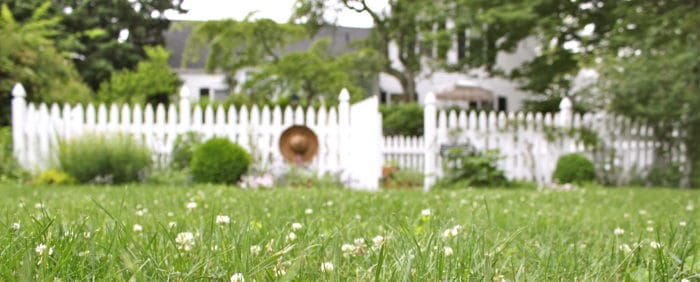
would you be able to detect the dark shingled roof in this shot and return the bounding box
[164,21,372,70]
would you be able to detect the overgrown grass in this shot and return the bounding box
[0,185,698,280]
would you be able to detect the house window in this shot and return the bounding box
[199,88,210,98]
[498,96,507,112]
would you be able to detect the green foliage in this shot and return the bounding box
[57,133,152,184]
[435,147,508,188]
[190,138,251,184]
[97,46,181,104]
[170,131,204,170]
[380,103,424,136]
[274,167,344,189]
[645,164,683,188]
[2,0,186,91]
[32,169,75,185]
[0,127,28,181]
[144,168,190,186]
[0,3,92,126]
[552,153,596,184]
[383,168,424,189]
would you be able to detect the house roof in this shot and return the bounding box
[164,21,372,70]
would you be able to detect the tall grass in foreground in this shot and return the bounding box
[0,185,698,281]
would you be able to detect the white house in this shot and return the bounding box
[164,22,540,111]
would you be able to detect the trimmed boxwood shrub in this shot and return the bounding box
[190,138,251,184]
[58,133,152,184]
[552,153,596,184]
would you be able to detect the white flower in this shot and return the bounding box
[133,224,143,232]
[646,226,654,232]
[320,262,334,272]
[167,211,174,217]
[614,227,625,235]
[354,238,366,249]
[291,222,302,230]
[442,226,461,238]
[168,221,177,228]
[305,208,313,215]
[679,221,687,227]
[35,244,53,256]
[686,204,694,211]
[287,232,297,241]
[11,222,20,231]
[649,241,662,249]
[444,246,454,257]
[250,245,261,256]
[230,273,245,282]
[421,209,432,217]
[186,202,197,210]
[35,203,44,209]
[372,235,385,250]
[681,279,690,282]
[216,215,231,225]
[619,244,632,253]
[341,244,356,257]
[175,232,195,251]
[83,232,91,239]
[135,210,145,216]
[638,210,647,215]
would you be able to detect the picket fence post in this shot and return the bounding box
[338,89,350,182]
[11,83,27,168]
[423,92,437,191]
[559,96,573,128]
[178,86,191,133]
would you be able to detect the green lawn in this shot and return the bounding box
[0,184,698,281]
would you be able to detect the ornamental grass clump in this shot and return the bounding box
[190,137,251,184]
[57,133,151,184]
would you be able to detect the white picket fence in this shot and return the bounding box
[415,93,684,189]
[10,83,684,190]
[10,84,382,189]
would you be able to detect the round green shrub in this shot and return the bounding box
[552,153,596,184]
[190,138,251,184]
[58,133,152,184]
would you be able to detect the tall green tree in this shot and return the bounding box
[0,0,186,90]
[0,3,91,126]
[97,45,181,105]
[185,19,379,104]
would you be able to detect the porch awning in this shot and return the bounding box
[436,85,493,102]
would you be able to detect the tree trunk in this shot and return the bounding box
[398,73,417,103]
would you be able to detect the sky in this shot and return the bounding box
[165,0,387,28]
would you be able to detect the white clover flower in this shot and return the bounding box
[341,244,356,257]
[135,210,145,216]
[619,244,632,253]
[646,220,654,225]
[305,208,313,215]
[287,232,297,241]
[421,209,432,217]
[186,202,197,210]
[78,250,90,257]
[649,241,662,249]
[11,222,20,231]
[686,204,694,211]
[216,215,231,225]
[83,232,91,239]
[646,226,654,232]
[230,273,245,282]
[614,227,625,235]
[35,244,53,256]
[442,227,459,238]
[444,246,454,257]
[250,245,261,256]
[320,262,334,273]
[354,238,366,250]
[168,221,177,228]
[291,222,302,230]
[176,232,195,251]
[681,279,690,282]
[133,224,143,232]
[679,221,687,227]
[638,210,647,215]
[35,203,44,209]
[372,235,385,250]
[167,211,174,217]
